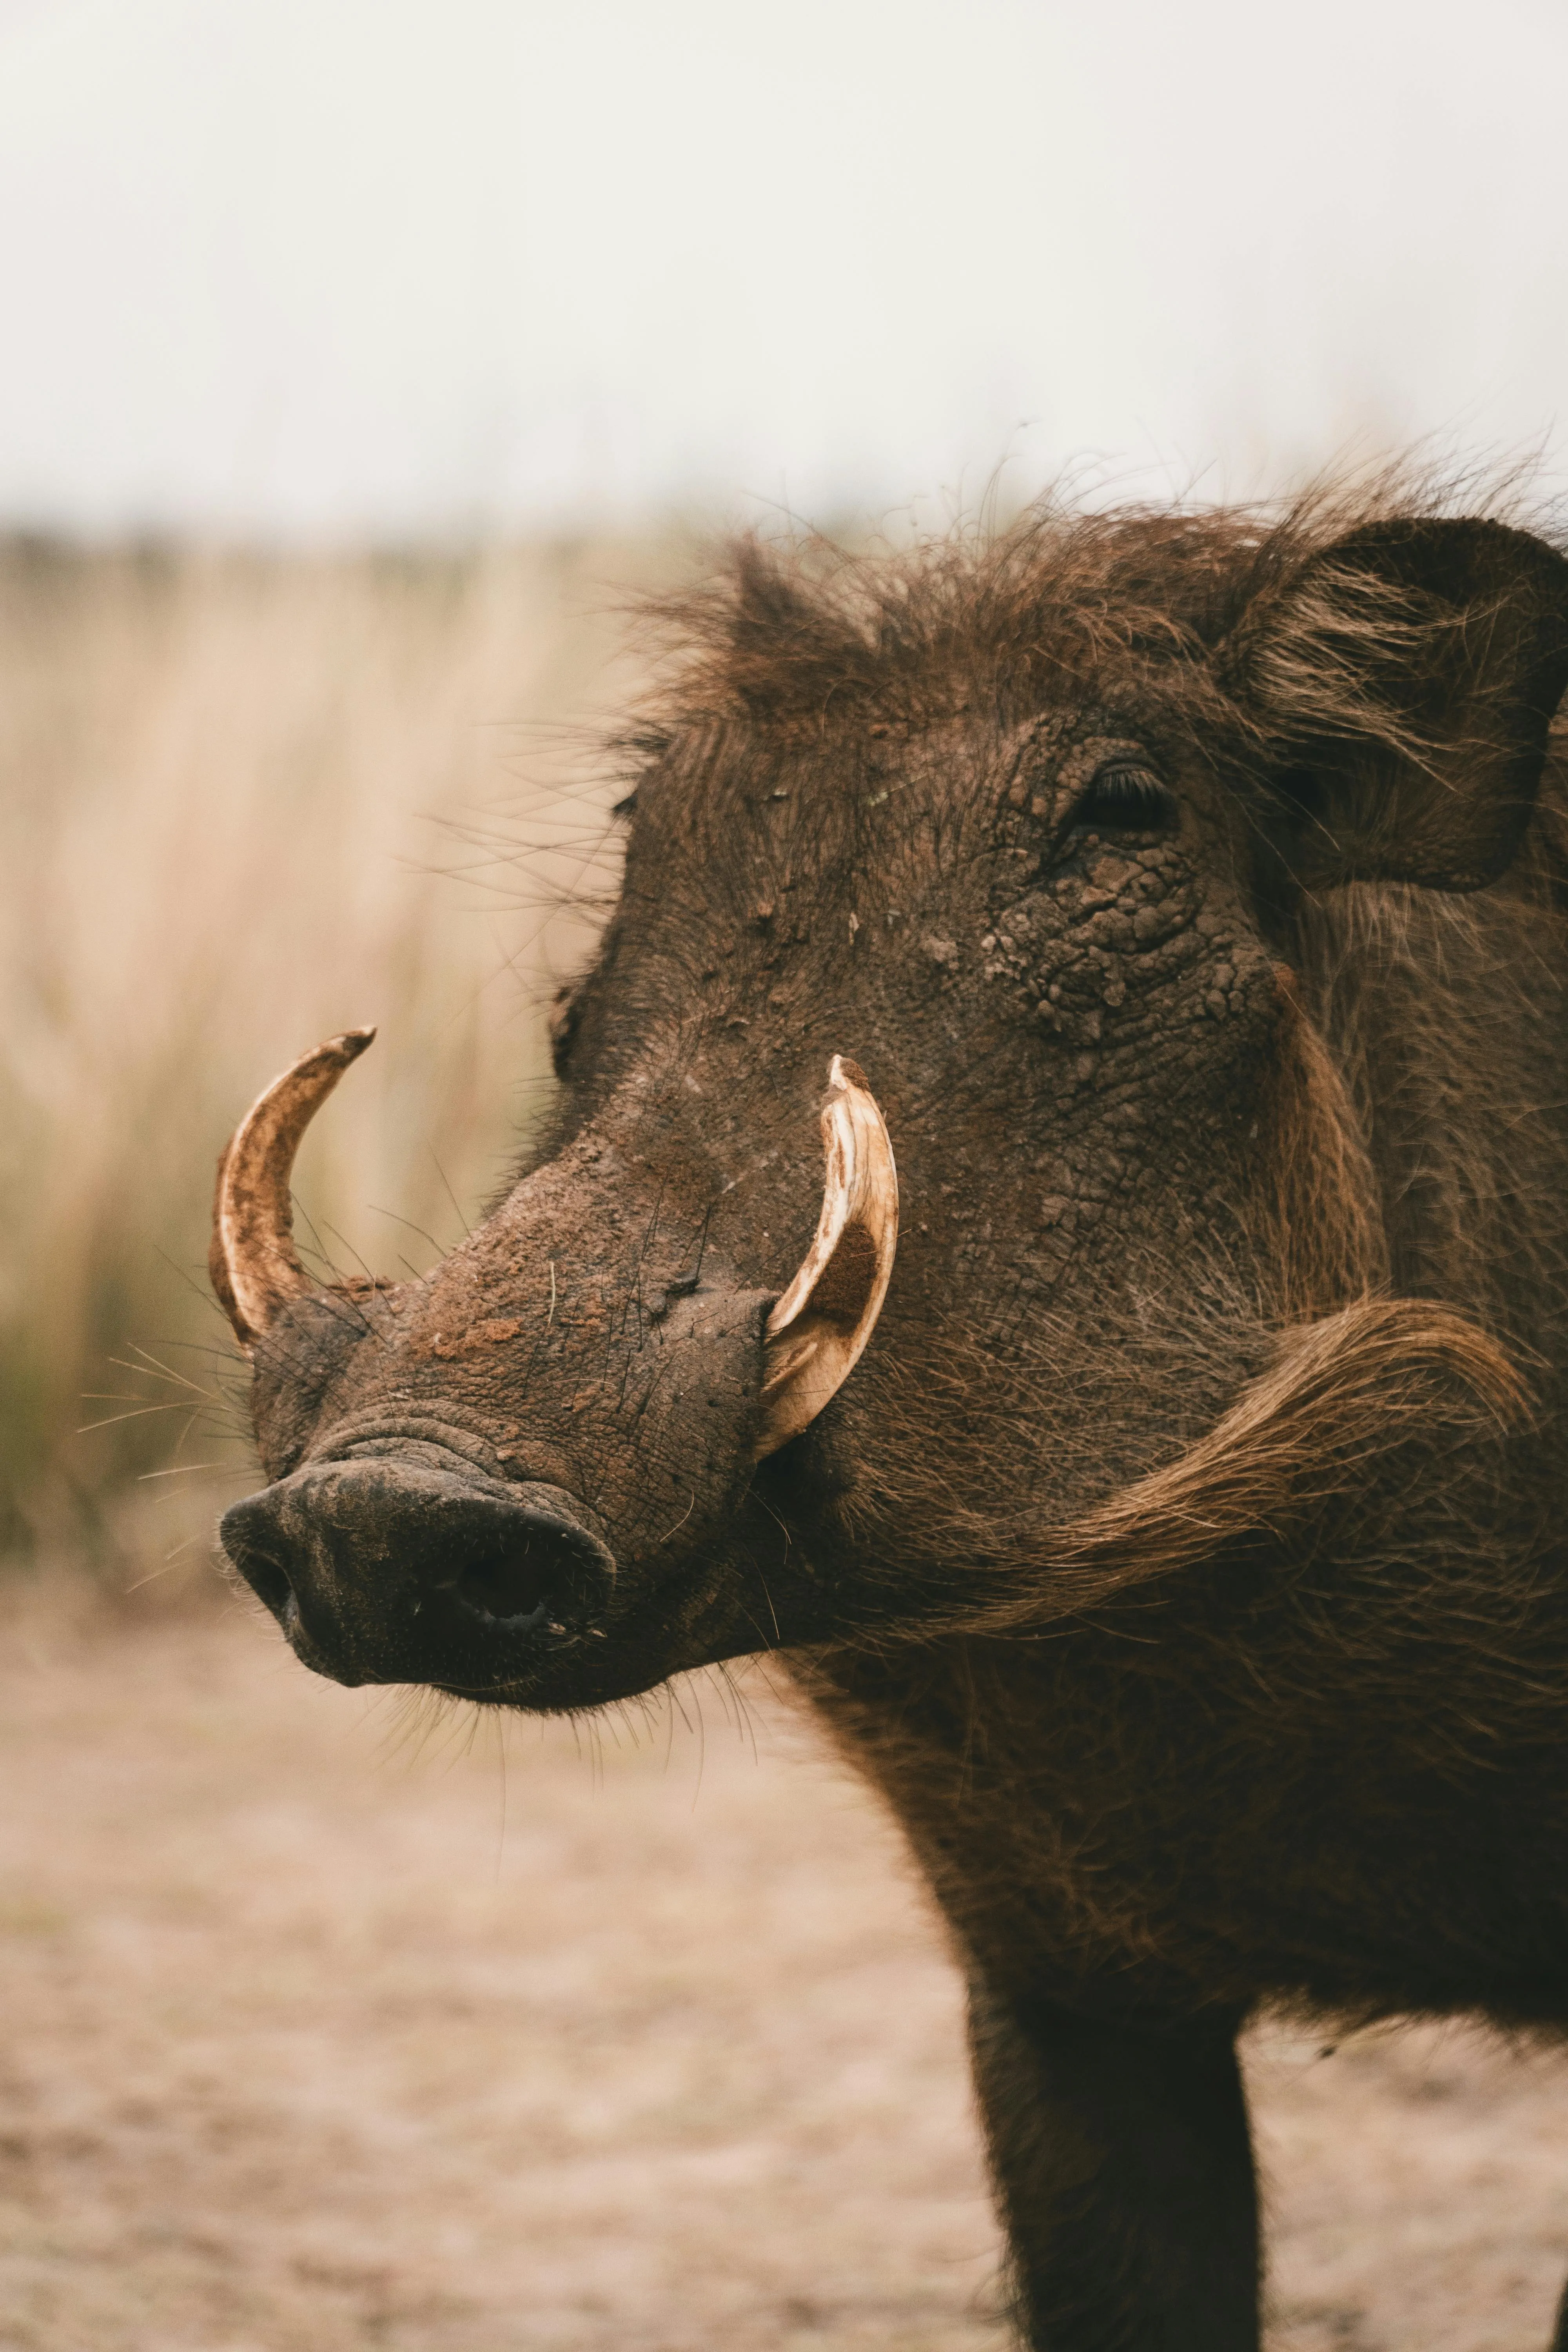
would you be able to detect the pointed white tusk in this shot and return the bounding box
[210,1028,376,1350]
[754,1054,898,1456]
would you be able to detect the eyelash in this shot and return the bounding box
[1069,764,1176,834]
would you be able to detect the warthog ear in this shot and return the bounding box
[753,1056,898,1457]
[1230,516,1568,892]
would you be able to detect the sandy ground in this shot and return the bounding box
[0,1598,1565,2350]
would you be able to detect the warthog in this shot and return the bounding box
[213,491,1568,2349]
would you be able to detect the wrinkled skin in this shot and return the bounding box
[220,505,1568,2350]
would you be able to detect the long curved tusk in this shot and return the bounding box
[754,1054,899,1457]
[210,1028,376,1349]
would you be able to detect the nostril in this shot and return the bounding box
[219,1499,300,1632]
[228,1541,298,1629]
[456,1550,552,1631]
[452,1513,610,1634]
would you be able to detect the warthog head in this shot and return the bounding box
[212,503,1568,1707]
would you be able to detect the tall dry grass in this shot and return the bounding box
[0,533,682,1592]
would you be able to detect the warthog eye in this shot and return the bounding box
[1071,762,1176,835]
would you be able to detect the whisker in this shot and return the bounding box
[116,1344,221,1400]
[320,1221,401,1316]
[76,1404,191,1434]
[429,1150,474,1239]
[125,1532,209,1592]
[367,1203,449,1256]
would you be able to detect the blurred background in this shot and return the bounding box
[3,5,1568,2347]
[4,0,1568,1576]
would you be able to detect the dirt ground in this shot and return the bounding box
[0,1594,1565,2351]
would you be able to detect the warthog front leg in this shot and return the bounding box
[967,1983,1258,2351]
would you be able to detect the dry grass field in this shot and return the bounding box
[2,539,1568,2349]
[0,532,667,1575]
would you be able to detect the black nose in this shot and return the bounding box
[219,1458,617,1684]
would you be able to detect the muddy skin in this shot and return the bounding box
[217,497,1568,2350]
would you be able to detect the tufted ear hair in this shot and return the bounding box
[1227,515,1568,893]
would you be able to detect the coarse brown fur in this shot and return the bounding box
[219,473,1568,2348]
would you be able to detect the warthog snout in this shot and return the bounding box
[209,1036,900,1702]
[220,1459,617,1688]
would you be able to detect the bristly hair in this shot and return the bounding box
[632,459,1563,769]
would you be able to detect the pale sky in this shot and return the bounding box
[0,0,1563,538]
